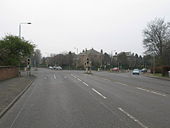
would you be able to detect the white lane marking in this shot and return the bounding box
[71,74,89,87]
[54,74,56,79]
[115,82,128,86]
[9,105,25,128]
[118,107,148,128]
[136,87,166,97]
[92,88,107,99]
[82,82,89,86]
[77,78,82,82]
[71,74,77,78]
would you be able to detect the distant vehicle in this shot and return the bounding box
[53,66,57,70]
[55,66,62,70]
[111,67,119,72]
[132,69,140,75]
[141,68,147,73]
[49,66,53,70]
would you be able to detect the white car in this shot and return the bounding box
[132,69,140,75]
[55,66,62,70]
[49,66,53,70]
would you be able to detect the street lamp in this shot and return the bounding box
[19,22,31,38]
[18,22,32,76]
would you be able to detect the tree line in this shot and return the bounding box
[0,18,169,73]
[41,51,152,70]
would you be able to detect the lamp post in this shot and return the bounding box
[19,22,31,38]
[18,22,31,76]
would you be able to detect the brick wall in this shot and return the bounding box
[0,67,19,81]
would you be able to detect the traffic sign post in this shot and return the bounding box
[85,57,91,74]
[27,58,31,76]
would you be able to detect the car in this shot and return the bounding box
[141,68,147,73]
[53,66,57,70]
[111,67,119,72]
[49,66,53,70]
[55,66,62,70]
[132,69,140,75]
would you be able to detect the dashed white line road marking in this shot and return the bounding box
[92,88,107,99]
[82,82,89,86]
[71,74,89,87]
[77,78,82,82]
[71,74,77,78]
[115,82,128,86]
[136,87,166,97]
[54,74,56,79]
[118,107,148,128]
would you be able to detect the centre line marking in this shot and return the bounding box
[92,88,107,99]
[115,82,128,86]
[118,107,148,128]
[54,74,56,79]
[77,78,82,82]
[71,74,77,78]
[82,82,89,86]
[136,87,166,97]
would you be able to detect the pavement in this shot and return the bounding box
[0,69,170,128]
[0,71,35,115]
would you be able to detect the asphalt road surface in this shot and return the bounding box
[0,68,170,128]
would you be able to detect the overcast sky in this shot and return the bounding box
[1,0,170,56]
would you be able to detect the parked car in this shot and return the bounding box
[132,69,140,75]
[55,66,62,70]
[49,66,53,70]
[111,67,119,72]
[141,68,147,73]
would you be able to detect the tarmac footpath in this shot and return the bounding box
[0,72,35,118]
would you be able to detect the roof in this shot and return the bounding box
[79,48,101,55]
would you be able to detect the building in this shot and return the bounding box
[76,48,103,69]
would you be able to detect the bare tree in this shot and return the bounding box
[32,49,42,67]
[143,18,170,65]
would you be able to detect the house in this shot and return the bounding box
[76,48,103,69]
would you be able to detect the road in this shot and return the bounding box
[0,68,170,128]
